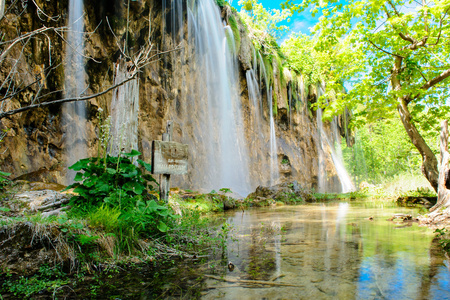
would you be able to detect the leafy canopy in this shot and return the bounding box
[282,0,450,126]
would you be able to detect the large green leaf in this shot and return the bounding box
[74,172,84,182]
[69,158,91,171]
[121,168,138,178]
[106,168,117,175]
[0,171,11,177]
[157,221,168,232]
[123,149,141,157]
[137,159,152,172]
[123,181,144,195]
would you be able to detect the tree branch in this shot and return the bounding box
[420,69,450,90]
[406,68,450,104]
[0,26,66,63]
[0,75,138,119]
[428,6,450,46]
[368,39,404,58]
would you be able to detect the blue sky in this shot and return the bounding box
[229,0,322,42]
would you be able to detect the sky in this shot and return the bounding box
[229,0,322,42]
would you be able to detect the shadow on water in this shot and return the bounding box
[58,200,450,299]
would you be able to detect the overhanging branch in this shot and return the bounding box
[0,75,137,120]
[368,39,404,58]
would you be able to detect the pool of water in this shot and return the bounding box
[201,200,450,299]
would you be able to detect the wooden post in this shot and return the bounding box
[160,121,173,202]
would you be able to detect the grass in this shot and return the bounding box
[380,173,436,197]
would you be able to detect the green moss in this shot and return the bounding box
[215,0,227,7]
[228,15,241,52]
[262,54,273,87]
[273,93,278,116]
[275,54,285,87]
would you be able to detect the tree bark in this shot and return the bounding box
[430,120,450,212]
[397,100,439,192]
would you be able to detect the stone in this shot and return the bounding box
[10,190,71,213]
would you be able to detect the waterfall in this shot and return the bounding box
[184,0,251,196]
[257,52,279,185]
[109,60,139,155]
[0,0,5,19]
[268,86,279,185]
[316,84,354,193]
[316,106,327,193]
[63,0,86,184]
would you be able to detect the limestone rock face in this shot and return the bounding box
[0,1,347,194]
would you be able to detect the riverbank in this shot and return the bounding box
[0,180,446,298]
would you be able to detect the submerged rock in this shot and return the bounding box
[246,181,313,204]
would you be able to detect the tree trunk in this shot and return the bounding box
[397,100,439,192]
[430,120,450,212]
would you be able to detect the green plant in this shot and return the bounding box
[88,205,121,232]
[434,228,450,252]
[65,149,156,211]
[0,171,10,191]
[1,265,68,297]
[219,188,232,194]
[121,199,178,233]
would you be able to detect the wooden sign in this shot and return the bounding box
[151,140,188,175]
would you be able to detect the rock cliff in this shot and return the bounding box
[0,0,348,195]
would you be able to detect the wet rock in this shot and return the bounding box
[223,199,236,210]
[9,189,71,213]
[396,196,437,208]
[247,181,313,204]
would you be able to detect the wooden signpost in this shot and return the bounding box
[151,121,188,202]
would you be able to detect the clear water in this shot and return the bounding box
[201,201,450,299]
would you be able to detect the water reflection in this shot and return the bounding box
[202,201,450,299]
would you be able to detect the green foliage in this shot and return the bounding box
[88,205,121,232]
[215,0,228,7]
[65,149,179,242]
[219,188,232,194]
[0,206,10,212]
[435,228,450,253]
[399,187,436,198]
[238,0,291,41]
[281,34,322,88]
[121,199,177,233]
[1,265,68,297]
[0,170,11,191]
[282,0,450,187]
[342,118,439,185]
[66,150,156,211]
[228,15,241,51]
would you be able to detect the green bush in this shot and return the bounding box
[65,150,177,236]
[66,149,156,211]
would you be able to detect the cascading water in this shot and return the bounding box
[257,52,279,185]
[316,106,327,193]
[316,84,354,193]
[184,0,251,196]
[63,0,86,184]
[0,0,5,19]
[268,86,279,185]
[109,60,139,155]
[245,47,271,185]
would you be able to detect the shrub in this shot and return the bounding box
[66,149,156,211]
[65,150,177,236]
